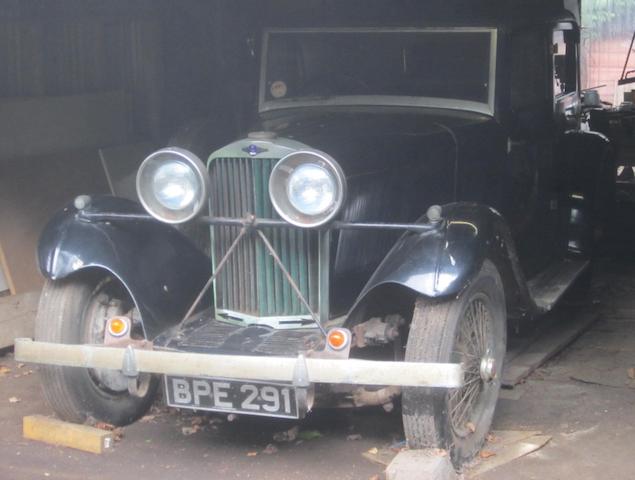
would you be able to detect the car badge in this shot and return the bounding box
[243,144,268,156]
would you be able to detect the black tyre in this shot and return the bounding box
[35,276,158,426]
[402,260,507,467]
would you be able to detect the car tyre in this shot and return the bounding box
[402,260,507,468]
[35,276,158,426]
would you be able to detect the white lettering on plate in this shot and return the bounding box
[213,382,232,408]
[192,379,212,406]
[172,378,192,404]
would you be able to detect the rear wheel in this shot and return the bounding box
[35,276,158,426]
[402,260,506,467]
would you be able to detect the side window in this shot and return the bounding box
[552,27,578,97]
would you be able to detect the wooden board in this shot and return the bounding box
[0,150,109,294]
[99,142,156,201]
[0,91,131,294]
[23,415,113,454]
[0,92,130,160]
[502,307,599,387]
[0,291,39,349]
[0,243,15,295]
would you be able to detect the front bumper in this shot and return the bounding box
[14,338,464,389]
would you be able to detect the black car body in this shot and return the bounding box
[18,0,614,468]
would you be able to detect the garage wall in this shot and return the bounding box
[0,0,231,294]
[0,1,163,139]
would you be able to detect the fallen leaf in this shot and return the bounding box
[628,368,635,380]
[181,426,198,436]
[139,415,156,423]
[17,363,25,369]
[298,429,322,441]
[190,416,206,426]
[0,365,11,376]
[273,425,299,443]
[347,434,362,441]
[467,422,476,433]
[246,451,258,457]
[480,450,497,459]
[430,448,448,457]
[487,433,498,443]
[8,396,20,404]
[367,447,379,455]
[95,422,115,431]
[262,443,278,455]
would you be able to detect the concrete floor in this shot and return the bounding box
[2,213,635,479]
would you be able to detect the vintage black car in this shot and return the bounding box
[17,0,614,469]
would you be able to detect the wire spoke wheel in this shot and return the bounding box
[448,297,495,436]
[402,260,506,468]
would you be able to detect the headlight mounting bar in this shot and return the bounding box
[78,207,444,336]
[78,211,443,233]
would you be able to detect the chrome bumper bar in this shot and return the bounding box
[15,338,464,389]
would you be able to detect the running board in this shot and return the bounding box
[527,259,589,312]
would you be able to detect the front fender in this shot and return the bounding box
[349,203,532,317]
[38,196,212,339]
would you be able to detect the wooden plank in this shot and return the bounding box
[0,242,16,295]
[0,291,39,348]
[502,308,599,387]
[99,142,156,201]
[23,415,113,454]
[0,149,110,293]
[0,92,130,159]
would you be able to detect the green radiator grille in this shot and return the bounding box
[209,157,317,317]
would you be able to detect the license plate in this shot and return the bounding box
[165,376,299,418]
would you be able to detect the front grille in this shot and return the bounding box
[209,157,318,318]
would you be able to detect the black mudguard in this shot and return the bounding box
[38,196,212,339]
[349,203,533,317]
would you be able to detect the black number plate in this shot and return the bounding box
[165,376,299,419]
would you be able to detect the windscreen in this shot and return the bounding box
[264,29,494,106]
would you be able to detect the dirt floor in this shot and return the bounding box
[2,208,635,479]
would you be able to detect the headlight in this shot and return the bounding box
[136,147,210,224]
[269,150,346,228]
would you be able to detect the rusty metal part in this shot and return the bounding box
[352,386,401,407]
[352,315,404,348]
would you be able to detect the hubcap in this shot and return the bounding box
[83,283,131,393]
[479,354,497,383]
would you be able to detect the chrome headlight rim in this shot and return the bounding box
[136,147,210,224]
[269,150,347,228]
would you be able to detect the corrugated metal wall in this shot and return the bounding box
[582,0,635,103]
[0,0,163,138]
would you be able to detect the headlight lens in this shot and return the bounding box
[287,164,336,216]
[136,148,210,224]
[153,161,199,211]
[269,150,346,228]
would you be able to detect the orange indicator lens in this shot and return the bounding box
[327,328,349,350]
[108,317,129,337]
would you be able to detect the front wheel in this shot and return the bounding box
[35,276,158,426]
[402,260,507,467]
